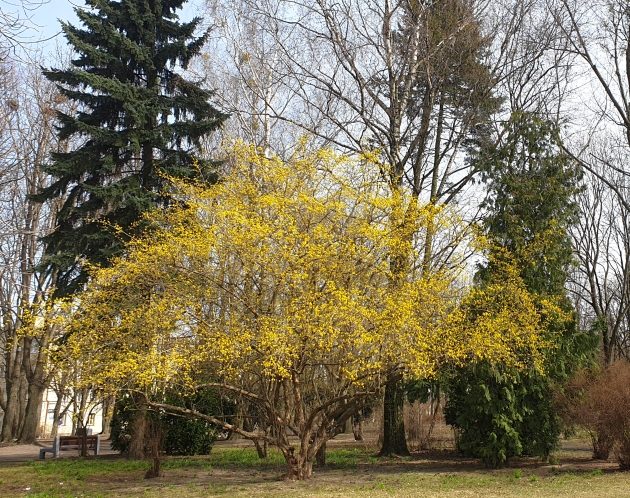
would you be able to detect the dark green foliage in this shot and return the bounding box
[406,378,441,405]
[110,394,134,454]
[445,112,595,467]
[517,374,559,457]
[111,389,234,456]
[445,363,579,466]
[445,364,522,467]
[476,111,581,296]
[162,416,217,456]
[38,0,227,295]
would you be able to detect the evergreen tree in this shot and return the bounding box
[445,111,596,467]
[36,0,227,295]
[477,112,580,296]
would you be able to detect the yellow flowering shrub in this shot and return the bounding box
[63,144,552,478]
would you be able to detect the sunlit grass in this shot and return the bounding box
[0,443,627,498]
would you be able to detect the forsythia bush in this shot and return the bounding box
[61,144,555,478]
[65,144,548,389]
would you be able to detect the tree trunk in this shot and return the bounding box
[100,396,115,439]
[254,438,267,458]
[144,419,163,479]
[128,394,148,459]
[17,373,28,437]
[50,393,64,440]
[145,455,162,479]
[284,447,313,480]
[379,373,409,456]
[18,382,46,443]
[315,441,326,466]
[421,92,444,275]
[602,317,613,366]
[78,426,88,457]
[352,413,364,441]
[129,412,148,459]
[1,363,28,442]
[77,388,89,431]
[70,395,78,436]
[1,380,20,441]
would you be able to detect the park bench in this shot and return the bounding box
[39,434,100,459]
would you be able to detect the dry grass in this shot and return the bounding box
[0,438,628,497]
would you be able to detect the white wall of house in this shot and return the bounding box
[38,389,104,438]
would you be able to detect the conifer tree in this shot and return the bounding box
[445,112,595,467]
[37,0,227,295]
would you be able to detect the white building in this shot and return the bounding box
[38,389,104,438]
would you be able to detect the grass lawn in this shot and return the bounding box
[1,445,629,497]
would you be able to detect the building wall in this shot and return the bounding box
[38,389,104,438]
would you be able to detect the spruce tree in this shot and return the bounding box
[36,0,227,295]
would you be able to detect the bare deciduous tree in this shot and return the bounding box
[0,1,51,61]
[553,0,630,208]
[550,0,630,364]
[570,155,630,365]
[0,59,69,442]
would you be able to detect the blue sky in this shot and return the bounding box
[32,1,77,43]
[30,0,204,52]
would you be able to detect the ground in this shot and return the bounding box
[0,436,628,497]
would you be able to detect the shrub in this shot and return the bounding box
[445,363,524,468]
[111,388,233,456]
[162,415,217,456]
[557,361,630,467]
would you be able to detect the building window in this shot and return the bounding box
[87,413,96,426]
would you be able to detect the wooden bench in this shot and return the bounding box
[39,435,100,459]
